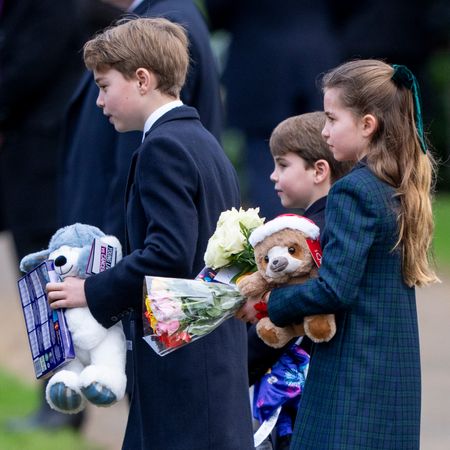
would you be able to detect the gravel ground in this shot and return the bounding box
[0,231,448,450]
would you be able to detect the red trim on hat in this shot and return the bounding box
[278,214,322,267]
[306,238,322,268]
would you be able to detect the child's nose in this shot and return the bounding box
[96,93,104,109]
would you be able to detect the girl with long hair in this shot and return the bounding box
[261,59,439,449]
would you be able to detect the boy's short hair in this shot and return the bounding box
[83,17,189,98]
[269,111,353,182]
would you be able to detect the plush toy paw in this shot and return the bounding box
[303,314,336,343]
[47,382,84,413]
[80,365,126,406]
[236,272,268,298]
[81,382,117,406]
[256,317,301,349]
[46,370,86,414]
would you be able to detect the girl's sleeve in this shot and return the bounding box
[268,176,380,327]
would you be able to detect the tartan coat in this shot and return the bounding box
[85,106,254,450]
[268,160,421,449]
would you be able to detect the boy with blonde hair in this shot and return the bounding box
[48,17,254,450]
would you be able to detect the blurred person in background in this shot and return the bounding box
[332,0,449,181]
[0,0,122,432]
[204,0,340,220]
[0,0,84,263]
[332,0,445,118]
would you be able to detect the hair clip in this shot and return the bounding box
[391,64,427,154]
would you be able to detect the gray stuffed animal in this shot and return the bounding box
[20,223,127,414]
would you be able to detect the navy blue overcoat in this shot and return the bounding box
[269,161,421,449]
[85,106,254,450]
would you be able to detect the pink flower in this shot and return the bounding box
[155,320,180,336]
[151,296,184,322]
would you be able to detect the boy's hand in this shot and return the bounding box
[235,293,270,324]
[47,277,87,310]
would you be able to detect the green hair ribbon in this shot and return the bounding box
[391,64,427,154]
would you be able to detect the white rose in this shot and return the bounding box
[218,224,246,256]
[217,207,239,227]
[204,234,229,268]
[204,207,265,269]
[238,207,265,230]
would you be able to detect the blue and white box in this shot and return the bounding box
[17,260,75,379]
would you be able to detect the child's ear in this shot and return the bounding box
[135,68,154,93]
[361,114,378,138]
[313,159,330,184]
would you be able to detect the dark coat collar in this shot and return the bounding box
[145,105,200,138]
[305,196,327,218]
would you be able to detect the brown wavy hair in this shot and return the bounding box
[321,59,439,287]
[84,17,189,98]
[269,112,354,183]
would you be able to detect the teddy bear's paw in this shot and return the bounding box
[256,317,291,348]
[236,273,266,298]
[47,382,85,414]
[81,382,117,406]
[236,276,254,297]
[304,314,336,343]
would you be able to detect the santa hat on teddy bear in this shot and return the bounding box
[249,214,322,267]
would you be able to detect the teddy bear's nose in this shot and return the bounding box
[54,255,67,267]
[271,257,288,272]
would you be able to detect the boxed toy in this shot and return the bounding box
[86,237,120,275]
[17,260,75,379]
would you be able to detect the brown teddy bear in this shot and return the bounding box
[237,214,336,348]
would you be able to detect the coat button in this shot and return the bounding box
[111,315,118,322]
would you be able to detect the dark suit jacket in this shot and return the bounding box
[59,0,223,246]
[268,161,421,449]
[85,106,254,450]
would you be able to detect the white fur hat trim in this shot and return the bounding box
[249,214,320,247]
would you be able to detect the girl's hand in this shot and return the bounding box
[235,297,261,323]
[46,277,87,310]
[235,292,270,324]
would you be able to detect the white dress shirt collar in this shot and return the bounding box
[142,100,183,141]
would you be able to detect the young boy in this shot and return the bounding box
[236,112,352,450]
[237,111,352,325]
[47,18,254,450]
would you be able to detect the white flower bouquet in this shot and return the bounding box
[142,207,265,356]
[203,207,265,282]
